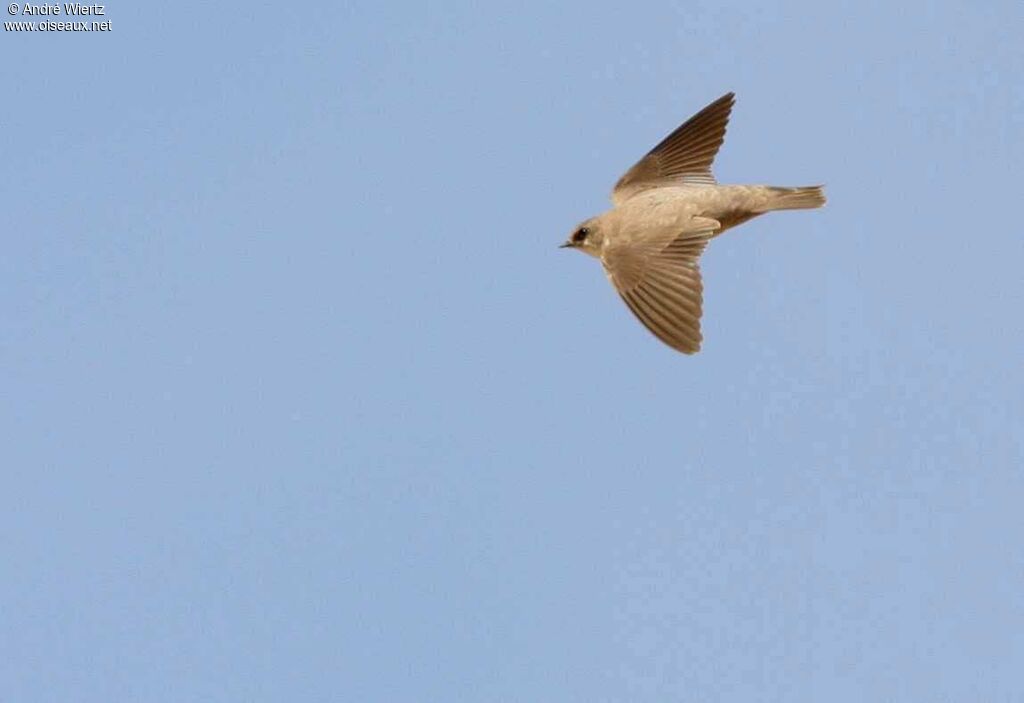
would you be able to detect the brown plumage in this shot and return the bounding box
[561,92,825,354]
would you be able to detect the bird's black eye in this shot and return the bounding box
[573,227,590,243]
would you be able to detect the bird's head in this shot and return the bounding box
[559,218,605,257]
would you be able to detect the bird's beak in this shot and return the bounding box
[559,241,573,249]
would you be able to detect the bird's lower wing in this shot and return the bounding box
[603,218,718,354]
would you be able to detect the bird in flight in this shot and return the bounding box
[560,92,825,354]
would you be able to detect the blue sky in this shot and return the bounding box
[2,1,1022,700]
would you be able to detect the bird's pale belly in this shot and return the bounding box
[630,185,770,236]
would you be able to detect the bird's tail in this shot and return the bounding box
[764,185,826,211]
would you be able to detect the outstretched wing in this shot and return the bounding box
[602,219,719,354]
[612,92,735,206]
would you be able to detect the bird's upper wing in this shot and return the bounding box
[611,92,735,207]
[602,217,719,354]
